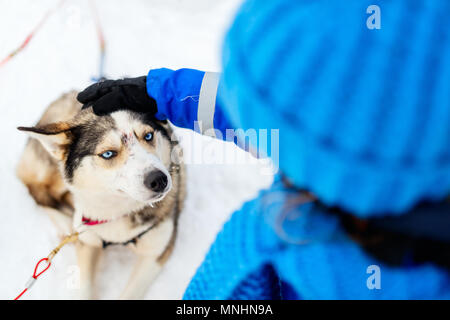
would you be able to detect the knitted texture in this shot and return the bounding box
[184,189,282,299]
[219,0,450,216]
[184,176,450,299]
[229,264,282,300]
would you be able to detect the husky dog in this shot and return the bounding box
[16,91,185,299]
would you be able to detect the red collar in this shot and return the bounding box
[82,216,109,226]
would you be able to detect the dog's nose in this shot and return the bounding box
[144,170,168,193]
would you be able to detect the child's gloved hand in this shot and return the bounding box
[77,76,158,116]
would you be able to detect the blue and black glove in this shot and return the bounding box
[77,76,157,116]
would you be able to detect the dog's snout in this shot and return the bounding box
[144,170,168,193]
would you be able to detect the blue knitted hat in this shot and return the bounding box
[219,0,450,217]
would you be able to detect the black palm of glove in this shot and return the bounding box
[77,76,157,116]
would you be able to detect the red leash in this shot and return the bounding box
[14,214,114,300]
[0,0,106,80]
[0,0,66,68]
[14,258,52,300]
[14,232,80,300]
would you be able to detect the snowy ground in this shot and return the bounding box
[0,0,273,299]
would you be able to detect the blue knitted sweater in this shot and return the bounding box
[183,175,450,299]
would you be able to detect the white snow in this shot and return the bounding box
[0,0,273,299]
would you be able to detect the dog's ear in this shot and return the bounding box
[18,122,73,160]
[158,119,174,135]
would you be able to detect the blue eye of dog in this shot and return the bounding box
[144,132,153,141]
[100,151,116,159]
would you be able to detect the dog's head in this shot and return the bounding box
[19,109,176,206]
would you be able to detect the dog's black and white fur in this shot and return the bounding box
[17,91,185,299]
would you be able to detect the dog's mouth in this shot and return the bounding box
[150,193,165,202]
[116,187,170,204]
[147,187,172,205]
